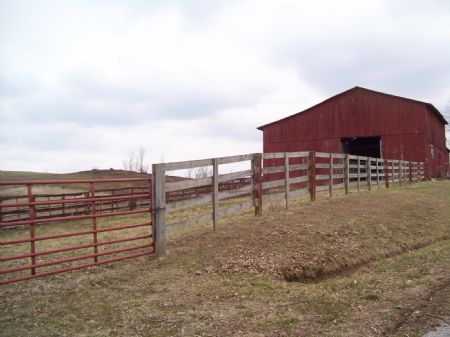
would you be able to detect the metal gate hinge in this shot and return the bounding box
[151,206,166,215]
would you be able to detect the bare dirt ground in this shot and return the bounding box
[1,180,450,337]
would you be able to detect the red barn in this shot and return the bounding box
[258,86,449,177]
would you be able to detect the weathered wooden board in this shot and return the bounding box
[218,170,253,183]
[290,164,308,170]
[218,185,253,200]
[263,166,285,174]
[263,153,285,159]
[262,179,285,189]
[166,176,212,192]
[315,152,331,158]
[316,185,331,192]
[164,159,213,171]
[289,176,308,184]
[217,153,255,165]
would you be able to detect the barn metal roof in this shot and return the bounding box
[257,86,448,130]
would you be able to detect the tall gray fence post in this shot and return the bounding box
[308,151,316,201]
[392,160,396,188]
[344,154,349,194]
[252,153,262,216]
[212,158,219,231]
[357,156,360,192]
[366,157,372,191]
[284,152,290,209]
[152,163,166,256]
[329,153,333,197]
[376,158,380,188]
[404,160,407,183]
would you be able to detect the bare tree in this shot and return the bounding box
[122,148,149,173]
[122,152,135,172]
[137,148,148,173]
[186,166,213,179]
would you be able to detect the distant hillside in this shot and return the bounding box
[0,169,185,182]
[0,169,185,194]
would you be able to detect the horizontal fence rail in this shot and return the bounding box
[1,151,426,285]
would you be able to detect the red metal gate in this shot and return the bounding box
[0,178,154,285]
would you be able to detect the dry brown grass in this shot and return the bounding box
[203,181,450,282]
[1,180,450,337]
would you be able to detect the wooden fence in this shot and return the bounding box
[150,152,426,256]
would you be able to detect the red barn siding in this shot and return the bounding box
[259,87,449,178]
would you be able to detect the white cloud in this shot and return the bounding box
[1,0,449,172]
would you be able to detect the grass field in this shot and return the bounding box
[1,180,450,336]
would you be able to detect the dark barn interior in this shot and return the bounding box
[341,136,381,158]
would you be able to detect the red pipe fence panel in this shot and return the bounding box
[0,178,154,285]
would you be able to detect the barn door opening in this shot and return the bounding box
[341,136,381,158]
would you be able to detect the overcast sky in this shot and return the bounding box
[1,0,450,173]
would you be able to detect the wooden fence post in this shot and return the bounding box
[414,162,418,182]
[308,151,316,201]
[329,153,333,197]
[408,161,412,183]
[366,157,372,191]
[392,160,396,188]
[405,161,407,183]
[252,153,262,216]
[418,162,421,181]
[422,162,426,181]
[384,159,389,188]
[152,163,166,256]
[344,154,349,194]
[376,158,380,188]
[357,156,360,192]
[284,152,290,209]
[212,158,219,231]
